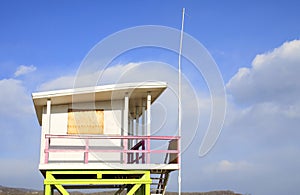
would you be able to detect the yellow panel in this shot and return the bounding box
[67,109,104,134]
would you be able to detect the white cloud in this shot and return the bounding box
[227,39,300,105]
[0,78,41,189]
[225,40,300,143]
[0,78,38,147]
[0,78,34,117]
[14,65,37,77]
[38,75,75,91]
[37,63,140,91]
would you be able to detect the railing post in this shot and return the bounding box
[136,149,139,164]
[44,136,50,164]
[123,93,129,164]
[146,136,150,164]
[123,137,128,164]
[142,140,145,164]
[84,139,89,164]
[177,137,180,165]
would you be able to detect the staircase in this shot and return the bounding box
[150,147,172,195]
[113,170,170,195]
[114,139,177,195]
[150,171,170,195]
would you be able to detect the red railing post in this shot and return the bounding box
[123,137,128,164]
[84,138,89,164]
[44,136,49,164]
[177,137,180,165]
[147,136,150,164]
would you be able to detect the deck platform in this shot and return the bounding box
[40,163,179,173]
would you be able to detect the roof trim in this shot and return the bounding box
[32,81,167,100]
[32,82,168,125]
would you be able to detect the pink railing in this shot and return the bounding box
[44,134,180,165]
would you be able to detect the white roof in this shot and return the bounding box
[32,82,167,125]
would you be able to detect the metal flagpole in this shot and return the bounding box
[178,7,185,195]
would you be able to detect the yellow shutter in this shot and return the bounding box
[67,109,104,134]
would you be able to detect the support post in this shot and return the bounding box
[146,92,151,136]
[142,99,146,136]
[144,171,151,195]
[135,106,139,145]
[123,93,129,164]
[42,99,51,164]
[46,99,51,134]
[44,184,51,195]
[130,118,134,148]
[146,92,151,164]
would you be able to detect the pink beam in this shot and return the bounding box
[46,149,178,154]
[45,134,180,140]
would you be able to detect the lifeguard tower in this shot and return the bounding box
[32,82,180,195]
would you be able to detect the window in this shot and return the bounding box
[67,109,104,134]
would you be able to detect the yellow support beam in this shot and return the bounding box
[54,184,69,195]
[44,184,51,195]
[44,178,152,185]
[47,170,149,175]
[127,183,142,195]
[143,171,151,195]
[43,170,152,195]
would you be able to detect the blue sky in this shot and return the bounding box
[1,1,300,195]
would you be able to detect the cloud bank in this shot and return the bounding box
[0,66,41,189]
[219,40,300,195]
[227,40,300,105]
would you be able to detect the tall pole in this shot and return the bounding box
[178,7,185,195]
